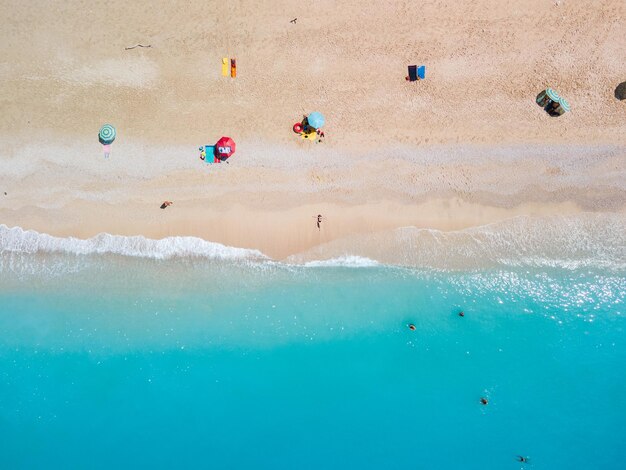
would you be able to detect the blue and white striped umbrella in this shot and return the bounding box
[545,88,560,102]
[99,124,116,145]
[307,112,325,129]
[557,97,570,112]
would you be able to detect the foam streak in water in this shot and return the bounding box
[303,256,380,268]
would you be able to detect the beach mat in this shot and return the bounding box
[222,58,228,77]
[205,145,215,164]
[231,59,237,78]
[417,65,425,79]
[408,65,417,81]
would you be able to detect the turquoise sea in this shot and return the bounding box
[0,221,625,469]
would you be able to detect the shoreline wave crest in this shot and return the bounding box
[2,213,625,271]
[0,225,267,261]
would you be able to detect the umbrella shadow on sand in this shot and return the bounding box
[615,82,626,101]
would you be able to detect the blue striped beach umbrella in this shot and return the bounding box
[98,124,116,145]
[545,88,560,102]
[307,112,325,129]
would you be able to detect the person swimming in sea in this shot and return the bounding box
[458,311,465,317]
[480,397,488,405]
[408,324,416,331]
[516,455,530,464]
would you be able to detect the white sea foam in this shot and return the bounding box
[303,256,380,268]
[1,214,625,271]
[288,214,626,271]
[0,225,266,261]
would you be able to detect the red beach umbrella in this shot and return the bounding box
[215,136,236,160]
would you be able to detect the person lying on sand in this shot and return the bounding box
[160,201,173,209]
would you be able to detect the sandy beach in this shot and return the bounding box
[1,0,625,259]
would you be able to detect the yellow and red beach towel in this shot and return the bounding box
[222,58,237,78]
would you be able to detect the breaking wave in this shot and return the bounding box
[0,225,266,261]
[288,214,626,271]
[1,213,625,272]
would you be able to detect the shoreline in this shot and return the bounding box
[1,201,624,260]
[1,139,624,259]
[2,211,625,273]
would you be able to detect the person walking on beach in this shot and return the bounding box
[160,201,173,209]
[315,214,323,230]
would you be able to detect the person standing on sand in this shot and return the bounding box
[315,214,323,230]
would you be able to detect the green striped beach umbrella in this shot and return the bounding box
[545,88,561,102]
[98,124,116,145]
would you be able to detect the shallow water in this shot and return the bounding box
[1,251,624,469]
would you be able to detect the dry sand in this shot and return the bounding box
[0,0,625,259]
